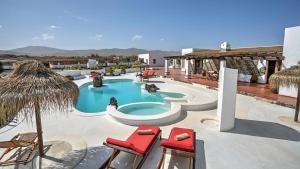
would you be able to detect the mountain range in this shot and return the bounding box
[0,46,180,57]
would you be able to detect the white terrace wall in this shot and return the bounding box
[279,26,300,97]
[138,53,166,67]
[138,54,150,65]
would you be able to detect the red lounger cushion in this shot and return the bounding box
[143,71,149,76]
[161,127,195,152]
[127,125,160,154]
[106,138,133,149]
[147,71,155,76]
[106,125,160,154]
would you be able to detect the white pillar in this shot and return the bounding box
[218,67,238,132]
[181,59,185,71]
[164,60,170,75]
[184,59,191,79]
[220,59,226,69]
[173,59,176,68]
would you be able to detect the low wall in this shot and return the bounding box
[57,69,106,76]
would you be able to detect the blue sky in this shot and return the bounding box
[0,0,299,50]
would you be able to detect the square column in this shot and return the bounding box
[181,59,185,71]
[184,59,191,79]
[218,67,238,131]
[164,59,170,75]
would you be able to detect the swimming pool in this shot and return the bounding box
[75,79,185,113]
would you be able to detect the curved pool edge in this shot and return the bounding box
[106,103,182,126]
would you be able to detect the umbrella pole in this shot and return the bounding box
[34,99,44,157]
[294,87,300,122]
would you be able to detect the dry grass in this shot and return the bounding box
[0,60,79,126]
[269,65,300,89]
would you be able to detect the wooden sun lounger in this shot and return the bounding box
[157,127,196,169]
[0,132,38,166]
[100,125,161,169]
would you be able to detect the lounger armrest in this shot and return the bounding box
[106,138,133,150]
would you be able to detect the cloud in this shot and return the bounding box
[160,38,165,41]
[48,25,59,30]
[0,25,2,29]
[63,10,88,22]
[42,33,55,40]
[132,34,143,41]
[90,34,103,40]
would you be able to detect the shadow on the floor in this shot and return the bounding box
[227,118,300,141]
[74,146,112,169]
[196,140,206,169]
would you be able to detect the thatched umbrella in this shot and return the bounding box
[0,60,79,156]
[269,64,300,122]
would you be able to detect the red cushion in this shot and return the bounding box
[106,137,133,149]
[148,71,155,76]
[160,127,195,152]
[143,71,150,76]
[127,125,160,154]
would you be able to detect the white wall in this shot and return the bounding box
[87,59,97,68]
[138,53,166,67]
[279,26,300,97]
[50,63,87,69]
[283,26,300,68]
[138,54,150,64]
[182,48,194,55]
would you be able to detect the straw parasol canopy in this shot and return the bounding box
[0,60,79,156]
[269,64,300,122]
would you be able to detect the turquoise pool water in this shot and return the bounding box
[118,103,171,115]
[75,79,185,113]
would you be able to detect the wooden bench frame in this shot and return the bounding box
[157,132,196,169]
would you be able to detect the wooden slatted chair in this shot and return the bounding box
[0,132,38,166]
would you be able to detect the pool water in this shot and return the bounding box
[75,79,184,113]
[118,103,171,115]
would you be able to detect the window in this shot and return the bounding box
[153,59,156,64]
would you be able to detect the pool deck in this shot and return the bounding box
[155,67,297,108]
[0,74,299,169]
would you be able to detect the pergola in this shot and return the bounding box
[164,46,284,78]
[165,46,283,60]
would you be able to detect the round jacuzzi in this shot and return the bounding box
[118,102,171,115]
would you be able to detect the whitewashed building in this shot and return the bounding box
[87,59,98,68]
[138,53,169,67]
[279,26,300,98]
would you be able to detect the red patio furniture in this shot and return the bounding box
[102,125,161,169]
[142,70,156,81]
[157,127,196,169]
[136,70,149,77]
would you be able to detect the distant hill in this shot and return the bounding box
[0,46,180,57]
